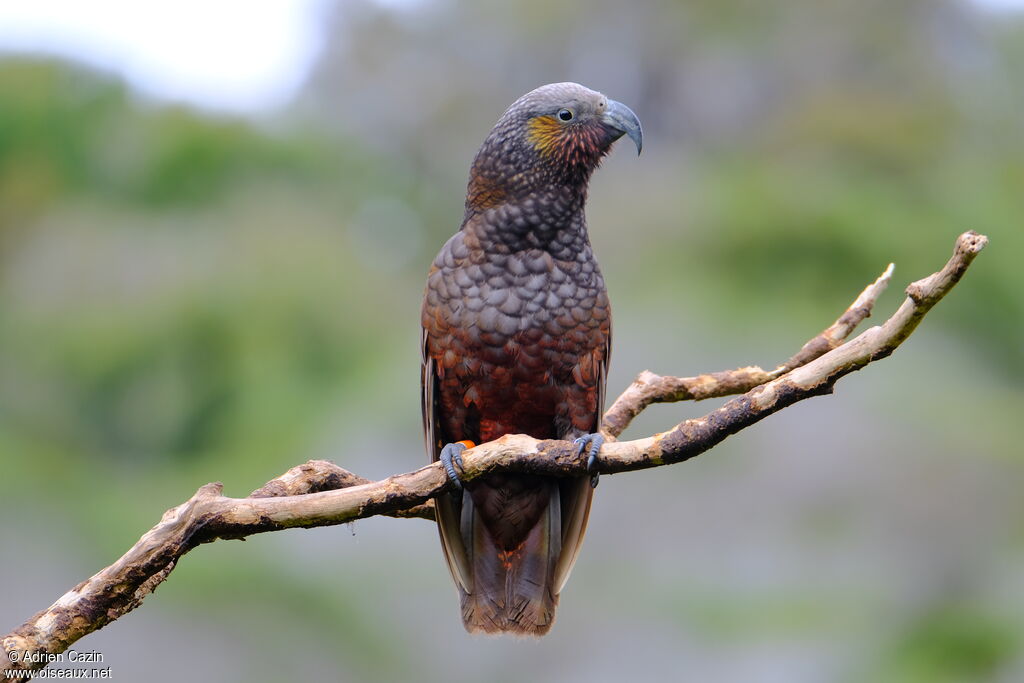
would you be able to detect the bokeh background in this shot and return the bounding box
[2,1,1022,681]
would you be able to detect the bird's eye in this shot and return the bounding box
[557,108,574,122]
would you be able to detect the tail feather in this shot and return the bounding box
[553,477,594,592]
[460,483,561,636]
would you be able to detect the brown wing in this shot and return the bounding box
[422,300,610,600]
[553,329,610,592]
[421,328,474,592]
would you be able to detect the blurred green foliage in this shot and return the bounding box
[868,603,1019,683]
[0,60,334,213]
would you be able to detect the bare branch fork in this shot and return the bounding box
[3,232,988,678]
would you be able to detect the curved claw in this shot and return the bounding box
[573,433,605,489]
[439,442,468,490]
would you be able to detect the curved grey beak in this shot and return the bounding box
[602,99,643,155]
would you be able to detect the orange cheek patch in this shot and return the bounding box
[527,115,604,166]
[526,115,563,158]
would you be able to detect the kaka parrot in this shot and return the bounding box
[421,82,642,635]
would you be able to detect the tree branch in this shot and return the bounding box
[249,459,436,521]
[601,261,895,437]
[2,231,987,679]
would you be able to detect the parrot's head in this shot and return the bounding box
[467,82,642,209]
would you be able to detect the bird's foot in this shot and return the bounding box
[573,433,605,488]
[440,440,474,490]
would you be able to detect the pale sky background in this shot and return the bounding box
[0,0,333,112]
[0,0,1019,114]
